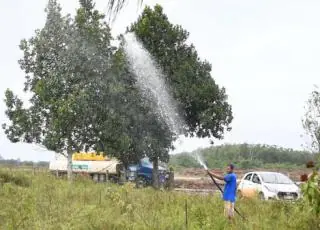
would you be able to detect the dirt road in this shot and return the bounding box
[174,167,307,189]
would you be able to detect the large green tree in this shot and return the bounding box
[3,0,118,180]
[123,5,233,183]
[128,5,233,140]
[3,0,172,185]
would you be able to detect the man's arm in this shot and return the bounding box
[207,170,224,181]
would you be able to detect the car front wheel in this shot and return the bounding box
[259,192,265,200]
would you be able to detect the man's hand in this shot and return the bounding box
[207,170,224,181]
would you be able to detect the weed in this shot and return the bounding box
[0,169,316,229]
[0,170,31,187]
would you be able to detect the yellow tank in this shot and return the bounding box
[79,153,85,160]
[72,153,79,161]
[95,153,104,161]
[85,153,90,161]
[72,152,106,161]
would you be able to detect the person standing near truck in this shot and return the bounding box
[207,164,237,221]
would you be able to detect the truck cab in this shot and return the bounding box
[126,157,170,188]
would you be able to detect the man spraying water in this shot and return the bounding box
[207,164,237,221]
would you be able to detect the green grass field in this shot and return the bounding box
[0,169,319,230]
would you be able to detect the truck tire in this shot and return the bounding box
[93,174,99,182]
[99,174,106,182]
[136,176,147,188]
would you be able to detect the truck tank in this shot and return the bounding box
[49,152,122,182]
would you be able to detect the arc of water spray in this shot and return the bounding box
[123,32,184,135]
[194,152,208,170]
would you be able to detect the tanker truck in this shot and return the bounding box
[49,152,122,182]
[49,152,173,188]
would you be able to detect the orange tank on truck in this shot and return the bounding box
[72,152,107,161]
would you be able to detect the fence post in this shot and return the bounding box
[185,199,188,230]
[83,184,86,206]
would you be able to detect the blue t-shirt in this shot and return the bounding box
[223,173,237,202]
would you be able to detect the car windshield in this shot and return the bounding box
[140,158,167,170]
[140,158,153,167]
[260,173,293,184]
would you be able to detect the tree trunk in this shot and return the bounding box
[120,163,127,184]
[152,158,159,189]
[168,167,174,191]
[67,151,73,181]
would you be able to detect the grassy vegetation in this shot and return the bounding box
[0,169,319,230]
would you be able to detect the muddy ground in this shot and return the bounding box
[174,168,310,189]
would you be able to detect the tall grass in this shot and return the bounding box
[0,169,319,230]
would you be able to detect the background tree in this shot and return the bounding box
[170,143,313,170]
[301,87,320,216]
[302,86,320,165]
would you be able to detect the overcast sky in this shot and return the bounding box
[0,0,319,161]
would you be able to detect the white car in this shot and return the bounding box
[237,171,301,200]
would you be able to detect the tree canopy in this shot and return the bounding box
[128,5,233,141]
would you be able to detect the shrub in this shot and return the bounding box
[301,169,320,216]
[306,161,315,168]
[0,170,30,187]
